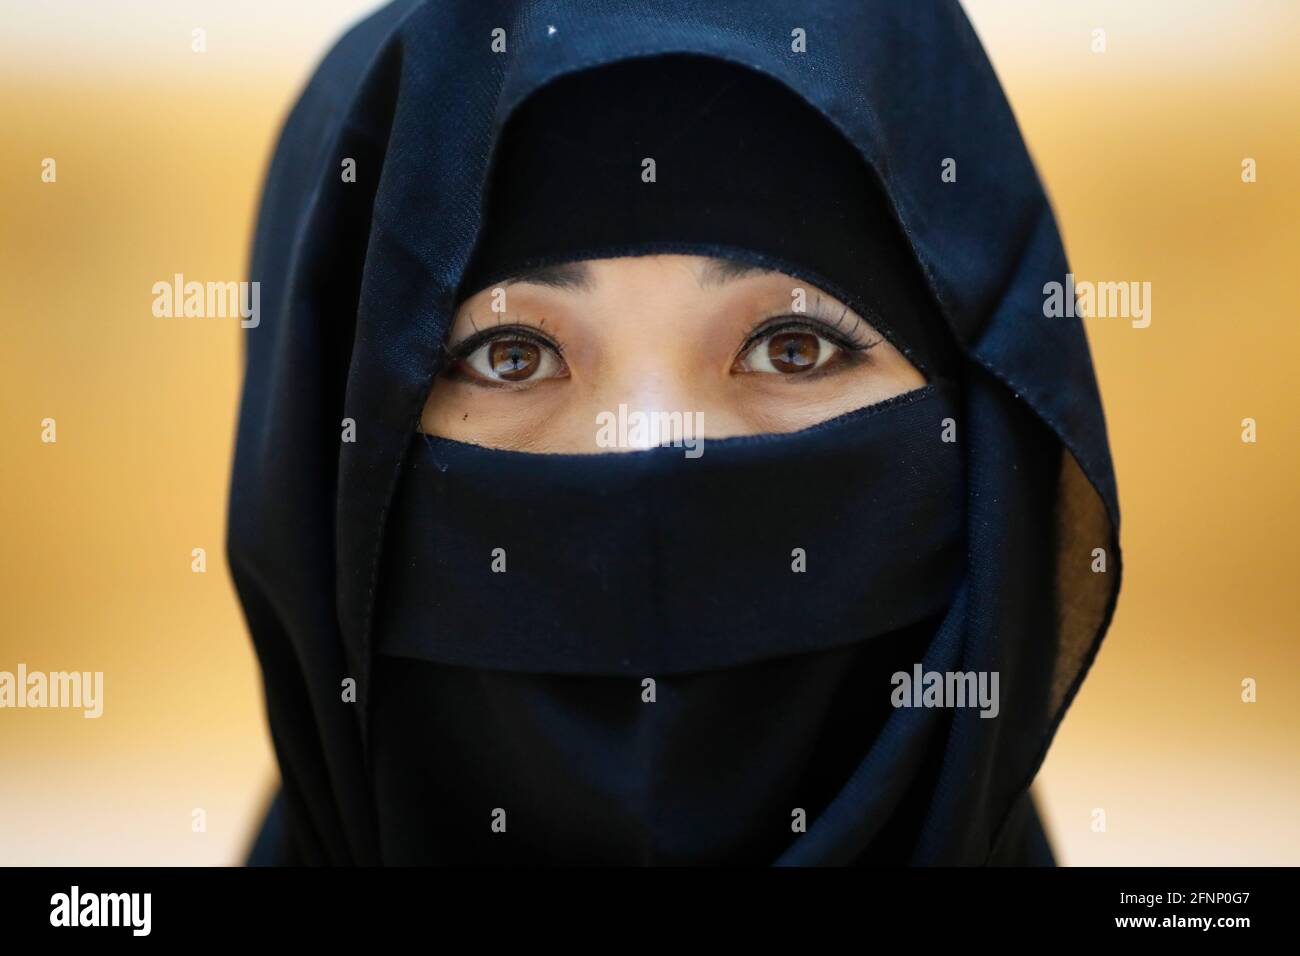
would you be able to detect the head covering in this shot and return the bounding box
[231,0,1122,866]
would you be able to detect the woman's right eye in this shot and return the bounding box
[450,334,568,385]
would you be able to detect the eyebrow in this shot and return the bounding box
[501,262,594,291]
[498,256,776,292]
[697,257,776,288]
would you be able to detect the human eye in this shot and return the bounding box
[732,308,880,377]
[443,324,569,387]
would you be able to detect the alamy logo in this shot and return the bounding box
[1043,273,1151,329]
[151,273,260,328]
[595,405,704,458]
[0,664,103,718]
[891,665,1000,719]
[50,886,151,936]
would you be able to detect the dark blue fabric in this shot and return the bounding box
[378,385,963,676]
[230,0,1122,866]
[366,384,965,864]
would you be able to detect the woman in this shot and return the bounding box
[231,0,1121,866]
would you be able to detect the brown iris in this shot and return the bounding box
[489,339,541,381]
[767,330,820,373]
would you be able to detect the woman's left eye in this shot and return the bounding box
[733,326,839,375]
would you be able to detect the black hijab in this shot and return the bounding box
[232,0,1122,866]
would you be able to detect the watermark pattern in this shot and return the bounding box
[1043,273,1151,329]
[890,665,999,719]
[0,664,103,718]
[595,404,704,458]
[151,273,259,328]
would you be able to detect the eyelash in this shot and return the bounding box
[735,308,880,364]
[444,321,565,360]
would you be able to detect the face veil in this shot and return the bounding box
[229,0,1123,866]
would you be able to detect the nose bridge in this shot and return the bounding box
[588,275,703,422]
[589,370,701,453]
[602,366,694,417]
[580,256,759,446]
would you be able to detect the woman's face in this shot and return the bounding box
[421,254,925,452]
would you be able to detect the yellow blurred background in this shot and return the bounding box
[1,1,1296,865]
